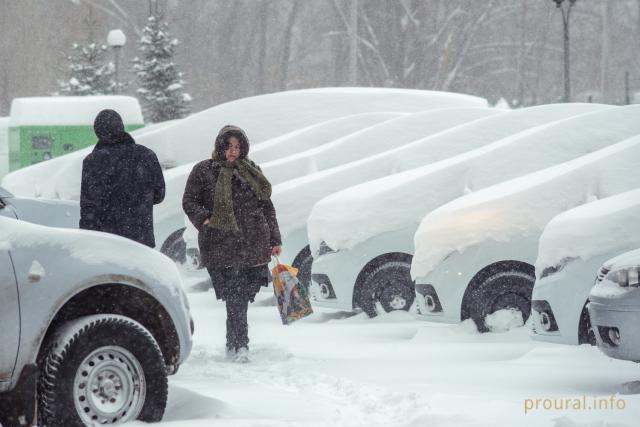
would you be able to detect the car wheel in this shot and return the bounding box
[160,228,187,263]
[578,303,597,345]
[39,315,168,427]
[468,268,535,333]
[292,246,313,291]
[358,255,415,318]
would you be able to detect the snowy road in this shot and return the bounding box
[131,275,639,427]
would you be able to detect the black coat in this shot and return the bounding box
[79,133,165,247]
[182,158,282,270]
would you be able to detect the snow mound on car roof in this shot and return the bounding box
[536,188,640,275]
[411,134,640,280]
[306,103,614,253]
[2,88,485,200]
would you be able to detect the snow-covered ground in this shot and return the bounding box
[1,88,638,426]
[137,275,640,427]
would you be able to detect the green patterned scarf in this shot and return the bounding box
[208,153,272,233]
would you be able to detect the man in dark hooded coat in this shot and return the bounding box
[79,109,165,247]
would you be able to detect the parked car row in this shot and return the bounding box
[295,103,640,366]
[1,88,489,273]
[0,88,491,426]
[3,88,638,402]
[308,103,624,316]
[176,105,497,270]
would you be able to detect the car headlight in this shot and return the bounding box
[606,266,640,288]
[539,256,577,279]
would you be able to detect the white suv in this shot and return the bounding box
[0,217,193,426]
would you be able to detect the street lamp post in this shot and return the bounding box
[552,0,577,102]
[349,0,358,86]
[107,29,127,94]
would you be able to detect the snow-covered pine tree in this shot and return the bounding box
[57,42,117,96]
[132,15,191,123]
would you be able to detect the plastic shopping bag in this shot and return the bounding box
[271,259,313,325]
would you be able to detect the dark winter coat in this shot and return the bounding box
[182,126,282,272]
[79,109,165,247]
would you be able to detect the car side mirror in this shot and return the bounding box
[0,199,5,209]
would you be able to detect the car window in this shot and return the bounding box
[0,200,17,219]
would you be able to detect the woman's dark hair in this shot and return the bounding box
[222,131,245,150]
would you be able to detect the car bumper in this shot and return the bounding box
[529,269,581,345]
[589,294,640,362]
[413,260,470,324]
[413,281,463,324]
[530,257,615,345]
[588,302,640,362]
[310,250,360,311]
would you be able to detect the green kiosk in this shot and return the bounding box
[8,96,144,172]
[0,117,8,179]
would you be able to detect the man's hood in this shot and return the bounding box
[94,109,126,141]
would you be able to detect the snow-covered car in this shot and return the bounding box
[410,133,640,333]
[2,87,486,200]
[155,111,404,262]
[588,248,640,363]
[0,185,79,227]
[2,88,486,267]
[174,107,496,270]
[0,217,193,426]
[308,103,625,316]
[530,188,640,345]
[263,108,504,282]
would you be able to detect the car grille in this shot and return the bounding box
[595,266,610,285]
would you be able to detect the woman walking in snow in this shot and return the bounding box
[182,125,282,363]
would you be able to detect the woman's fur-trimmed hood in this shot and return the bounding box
[213,125,250,160]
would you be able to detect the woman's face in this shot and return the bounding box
[225,136,241,162]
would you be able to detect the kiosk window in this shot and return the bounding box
[31,136,53,149]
